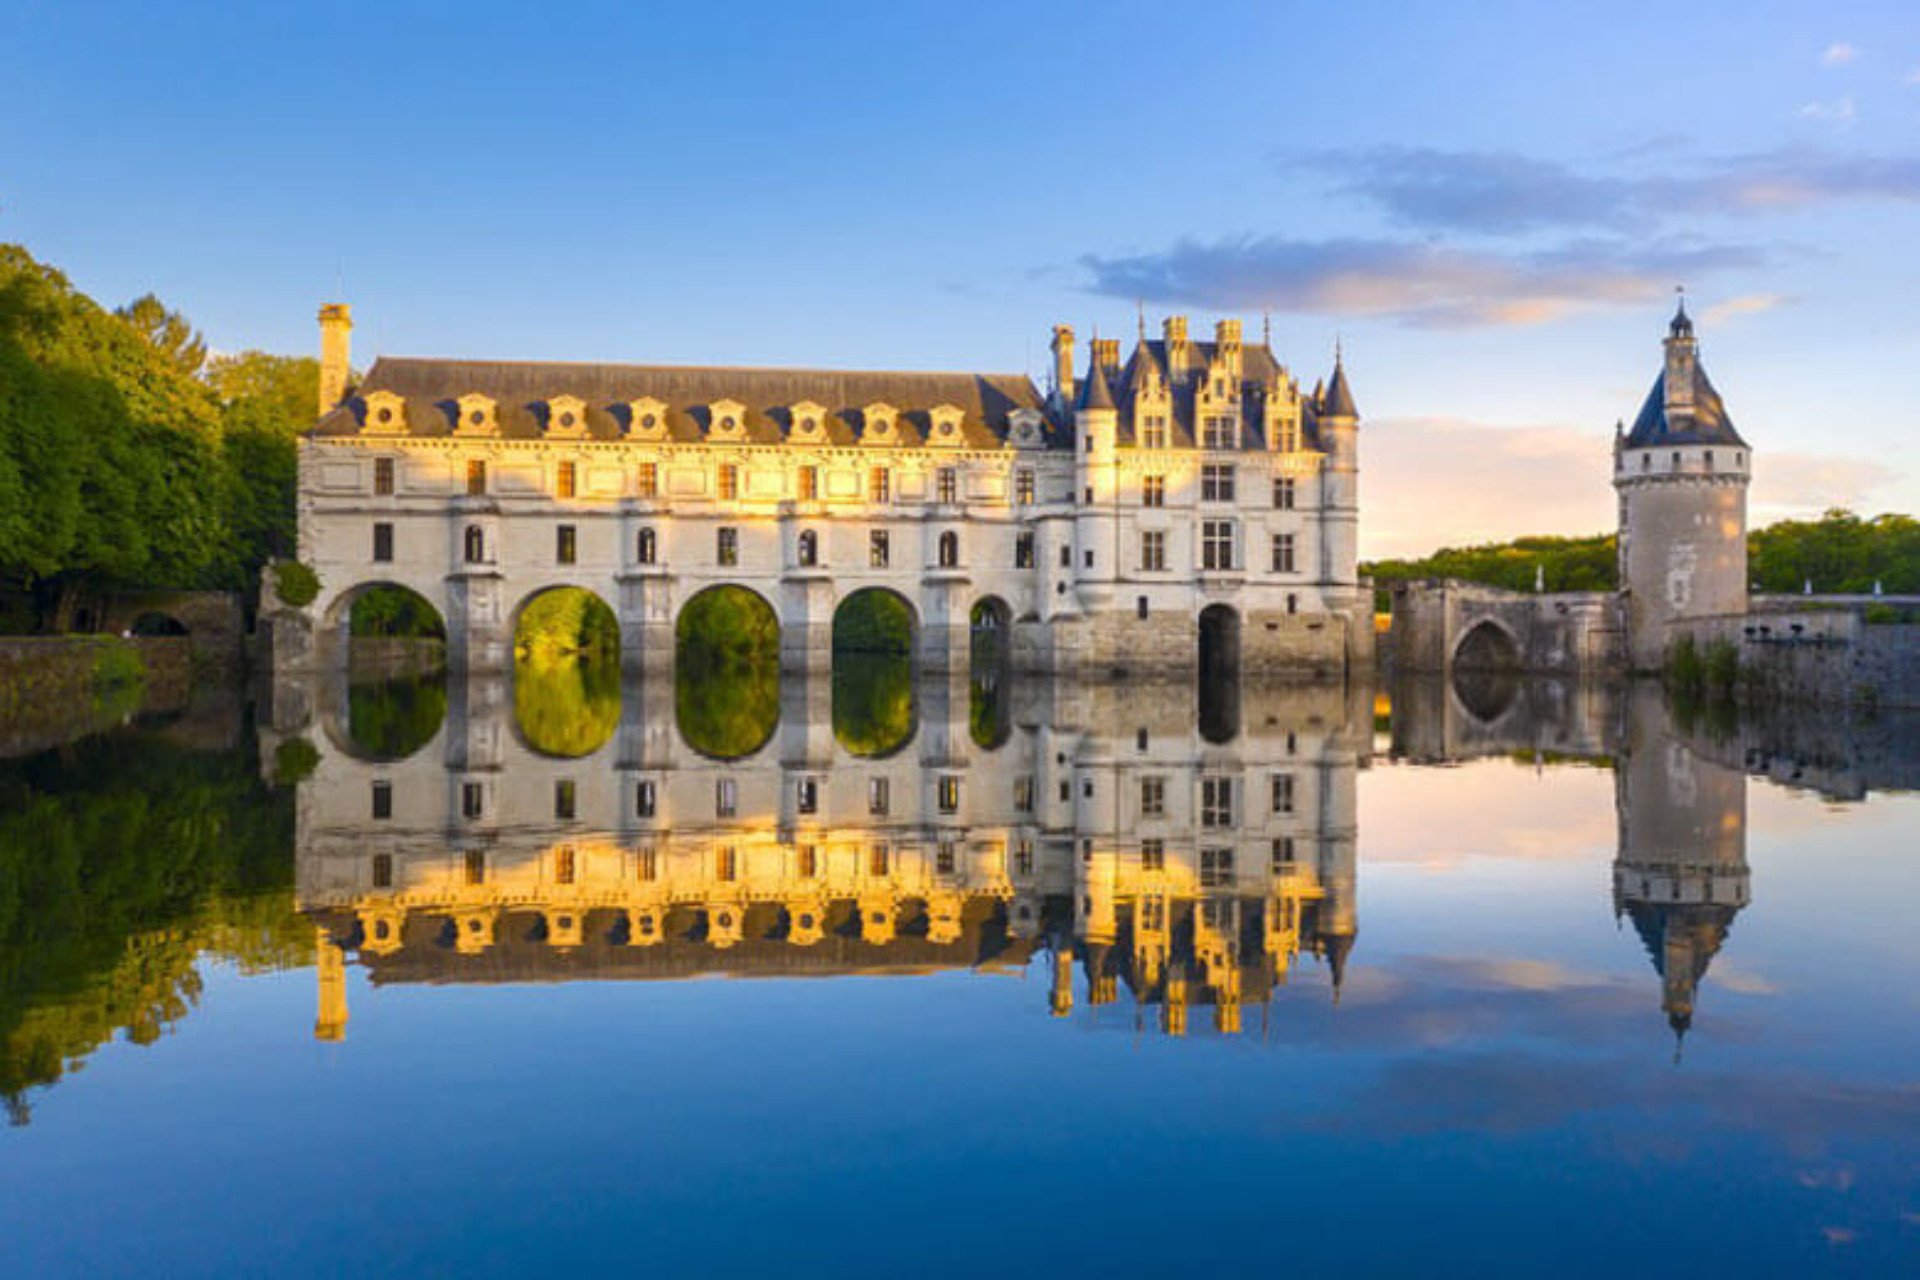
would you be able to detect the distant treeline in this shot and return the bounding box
[1365,511,1920,606]
[0,244,317,630]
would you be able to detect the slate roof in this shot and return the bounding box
[1624,365,1746,449]
[312,357,1054,449]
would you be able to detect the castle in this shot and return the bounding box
[285,309,1371,678]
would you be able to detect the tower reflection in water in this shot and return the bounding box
[297,664,1768,1048]
[300,665,1367,1041]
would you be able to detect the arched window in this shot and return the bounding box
[938,531,959,568]
[463,525,485,564]
[798,530,818,567]
[637,527,657,565]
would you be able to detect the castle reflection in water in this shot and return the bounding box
[282,658,1854,1047]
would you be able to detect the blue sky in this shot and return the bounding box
[4,0,1918,555]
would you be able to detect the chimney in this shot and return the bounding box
[1214,318,1242,348]
[1163,315,1190,375]
[1091,337,1120,372]
[318,303,353,420]
[1051,325,1076,403]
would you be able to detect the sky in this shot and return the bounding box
[3,0,1918,558]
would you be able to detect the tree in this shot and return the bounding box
[114,293,207,377]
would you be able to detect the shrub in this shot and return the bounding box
[272,560,320,608]
[272,737,320,786]
[89,639,147,689]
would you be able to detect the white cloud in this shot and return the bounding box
[1798,97,1857,125]
[1701,292,1791,325]
[1750,451,1898,522]
[1821,41,1858,68]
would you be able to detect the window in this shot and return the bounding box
[554,780,576,821]
[1272,837,1297,870]
[796,777,818,815]
[1201,777,1234,828]
[797,845,818,878]
[937,468,957,504]
[636,462,658,498]
[868,845,890,877]
[1015,533,1035,569]
[1083,487,1093,505]
[936,842,956,875]
[717,527,739,566]
[717,463,739,501]
[1142,475,1166,508]
[1014,776,1035,812]
[1201,464,1235,502]
[554,847,576,885]
[636,780,656,817]
[1140,897,1165,932]
[716,779,737,818]
[1141,777,1166,817]
[1200,847,1234,888]
[1203,416,1236,450]
[1140,416,1168,449]
[869,530,890,568]
[1273,476,1295,509]
[715,847,737,881]
[1137,596,1149,620]
[1202,520,1235,571]
[1272,533,1296,574]
[1271,772,1295,814]
[797,465,818,501]
[869,467,891,503]
[1084,550,1094,569]
[637,527,657,565]
[938,531,960,568]
[373,457,395,495]
[797,530,818,567]
[1287,593,1298,615]
[557,461,577,498]
[1059,545,1071,568]
[465,851,486,885]
[1141,531,1166,572]
[462,782,484,820]
[371,781,392,820]
[1141,839,1165,871]
[372,522,394,562]
[1014,839,1034,878]
[1136,727,1148,750]
[467,460,487,495]
[556,525,577,565]
[1015,470,1034,505]
[938,776,960,813]
[635,847,657,881]
[868,777,890,815]
[464,525,485,564]
[372,854,393,888]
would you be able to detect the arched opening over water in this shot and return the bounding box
[128,611,188,637]
[675,585,780,760]
[1198,604,1242,745]
[833,589,917,757]
[340,674,449,762]
[1451,620,1524,725]
[1453,619,1521,672]
[512,587,620,758]
[969,597,1013,750]
[320,584,450,758]
[328,582,448,643]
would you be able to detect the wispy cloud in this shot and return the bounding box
[1799,97,1857,126]
[1082,236,1765,330]
[1751,452,1896,520]
[1821,41,1858,68]
[1701,292,1791,324]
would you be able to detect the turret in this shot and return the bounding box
[1074,344,1120,604]
[318,303,352,419]
[1614,305,1751,670]
[1316,348,1361,590]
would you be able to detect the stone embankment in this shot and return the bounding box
[0,636,193,757]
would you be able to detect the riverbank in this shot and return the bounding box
[0,636,194,758]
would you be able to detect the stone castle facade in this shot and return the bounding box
[288,308,1371,677]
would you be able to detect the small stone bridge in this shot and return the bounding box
[1387,580,1623,679]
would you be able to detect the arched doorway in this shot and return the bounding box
[1453,619,1521,672]
[127,611,188,637]
[833,589,918,757]
[512,587,620,758]
[675,585,780,759]
[321,584,450,758]
[1198,605,1241,744]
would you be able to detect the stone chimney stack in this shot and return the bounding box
[318,303,353,420]
[1051,324,1076,404]
[1163,315,1190,377]
[1091,337,1120,372]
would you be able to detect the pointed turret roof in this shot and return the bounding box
[1322,356,1358,418]
[1078,356,1116,411]
[1129,339,1163,391]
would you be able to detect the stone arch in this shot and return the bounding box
[832,588,918,758]
[127,610,188,637]
[675,585,781,761]
[968,596,1014,751]
[1199,604,1240,679]
[1450,619,1523,726]
[510,586,621,759]
[1451,617,1521,672]
[321,581,449,641]
[832,586,919,655]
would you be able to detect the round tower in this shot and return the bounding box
[1614,302,1751,671]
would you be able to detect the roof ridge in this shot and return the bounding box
[370,354,1034,382]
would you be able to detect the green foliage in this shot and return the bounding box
[677,586,780,666]
[515,653,619,757]
[833,652,916,757]
[349,586,446,638]
[0,732,302,1121]
[1748,509,1920,594]
[1364,533,1618,609]
[1666,633,1742,712]
[271,737,320,786]
[87,638,146,690]
[675,587,780,758]
[271,560,320,608]
[833,590,915,653]
[516,588,619,663]
[114,293,208,376]
[346,674,448,760]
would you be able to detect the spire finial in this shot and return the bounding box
[1262,310,1272,348]
[1335,333,1344,366]
[1136,300,1145,341]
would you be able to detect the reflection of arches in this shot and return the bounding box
[1451,619,1523,724]
[832,587,918,655]
[1452,618,1521,672]
[322,672,450,762]
[512,587,620,758]
[128,611,188,637]
[1199,605,1240,678]
[969,596,1013,750]
[938,530,960,568]
[676,586,780,760]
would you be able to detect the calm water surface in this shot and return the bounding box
[2,663,1917,1277]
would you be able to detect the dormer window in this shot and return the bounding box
[454,393,498,437]
[1009,409,1045,450]
[862,402,897,444]
[788,401,828,443]
[361,390,407,435]
[627,397,669,441]
[929,403,965,446]
[707,399,747,443]
[545,394,588,438]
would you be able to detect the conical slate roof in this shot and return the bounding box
[1624,365,1745,449]
[1077,357,1116,411]
[1321,360,1358,418]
